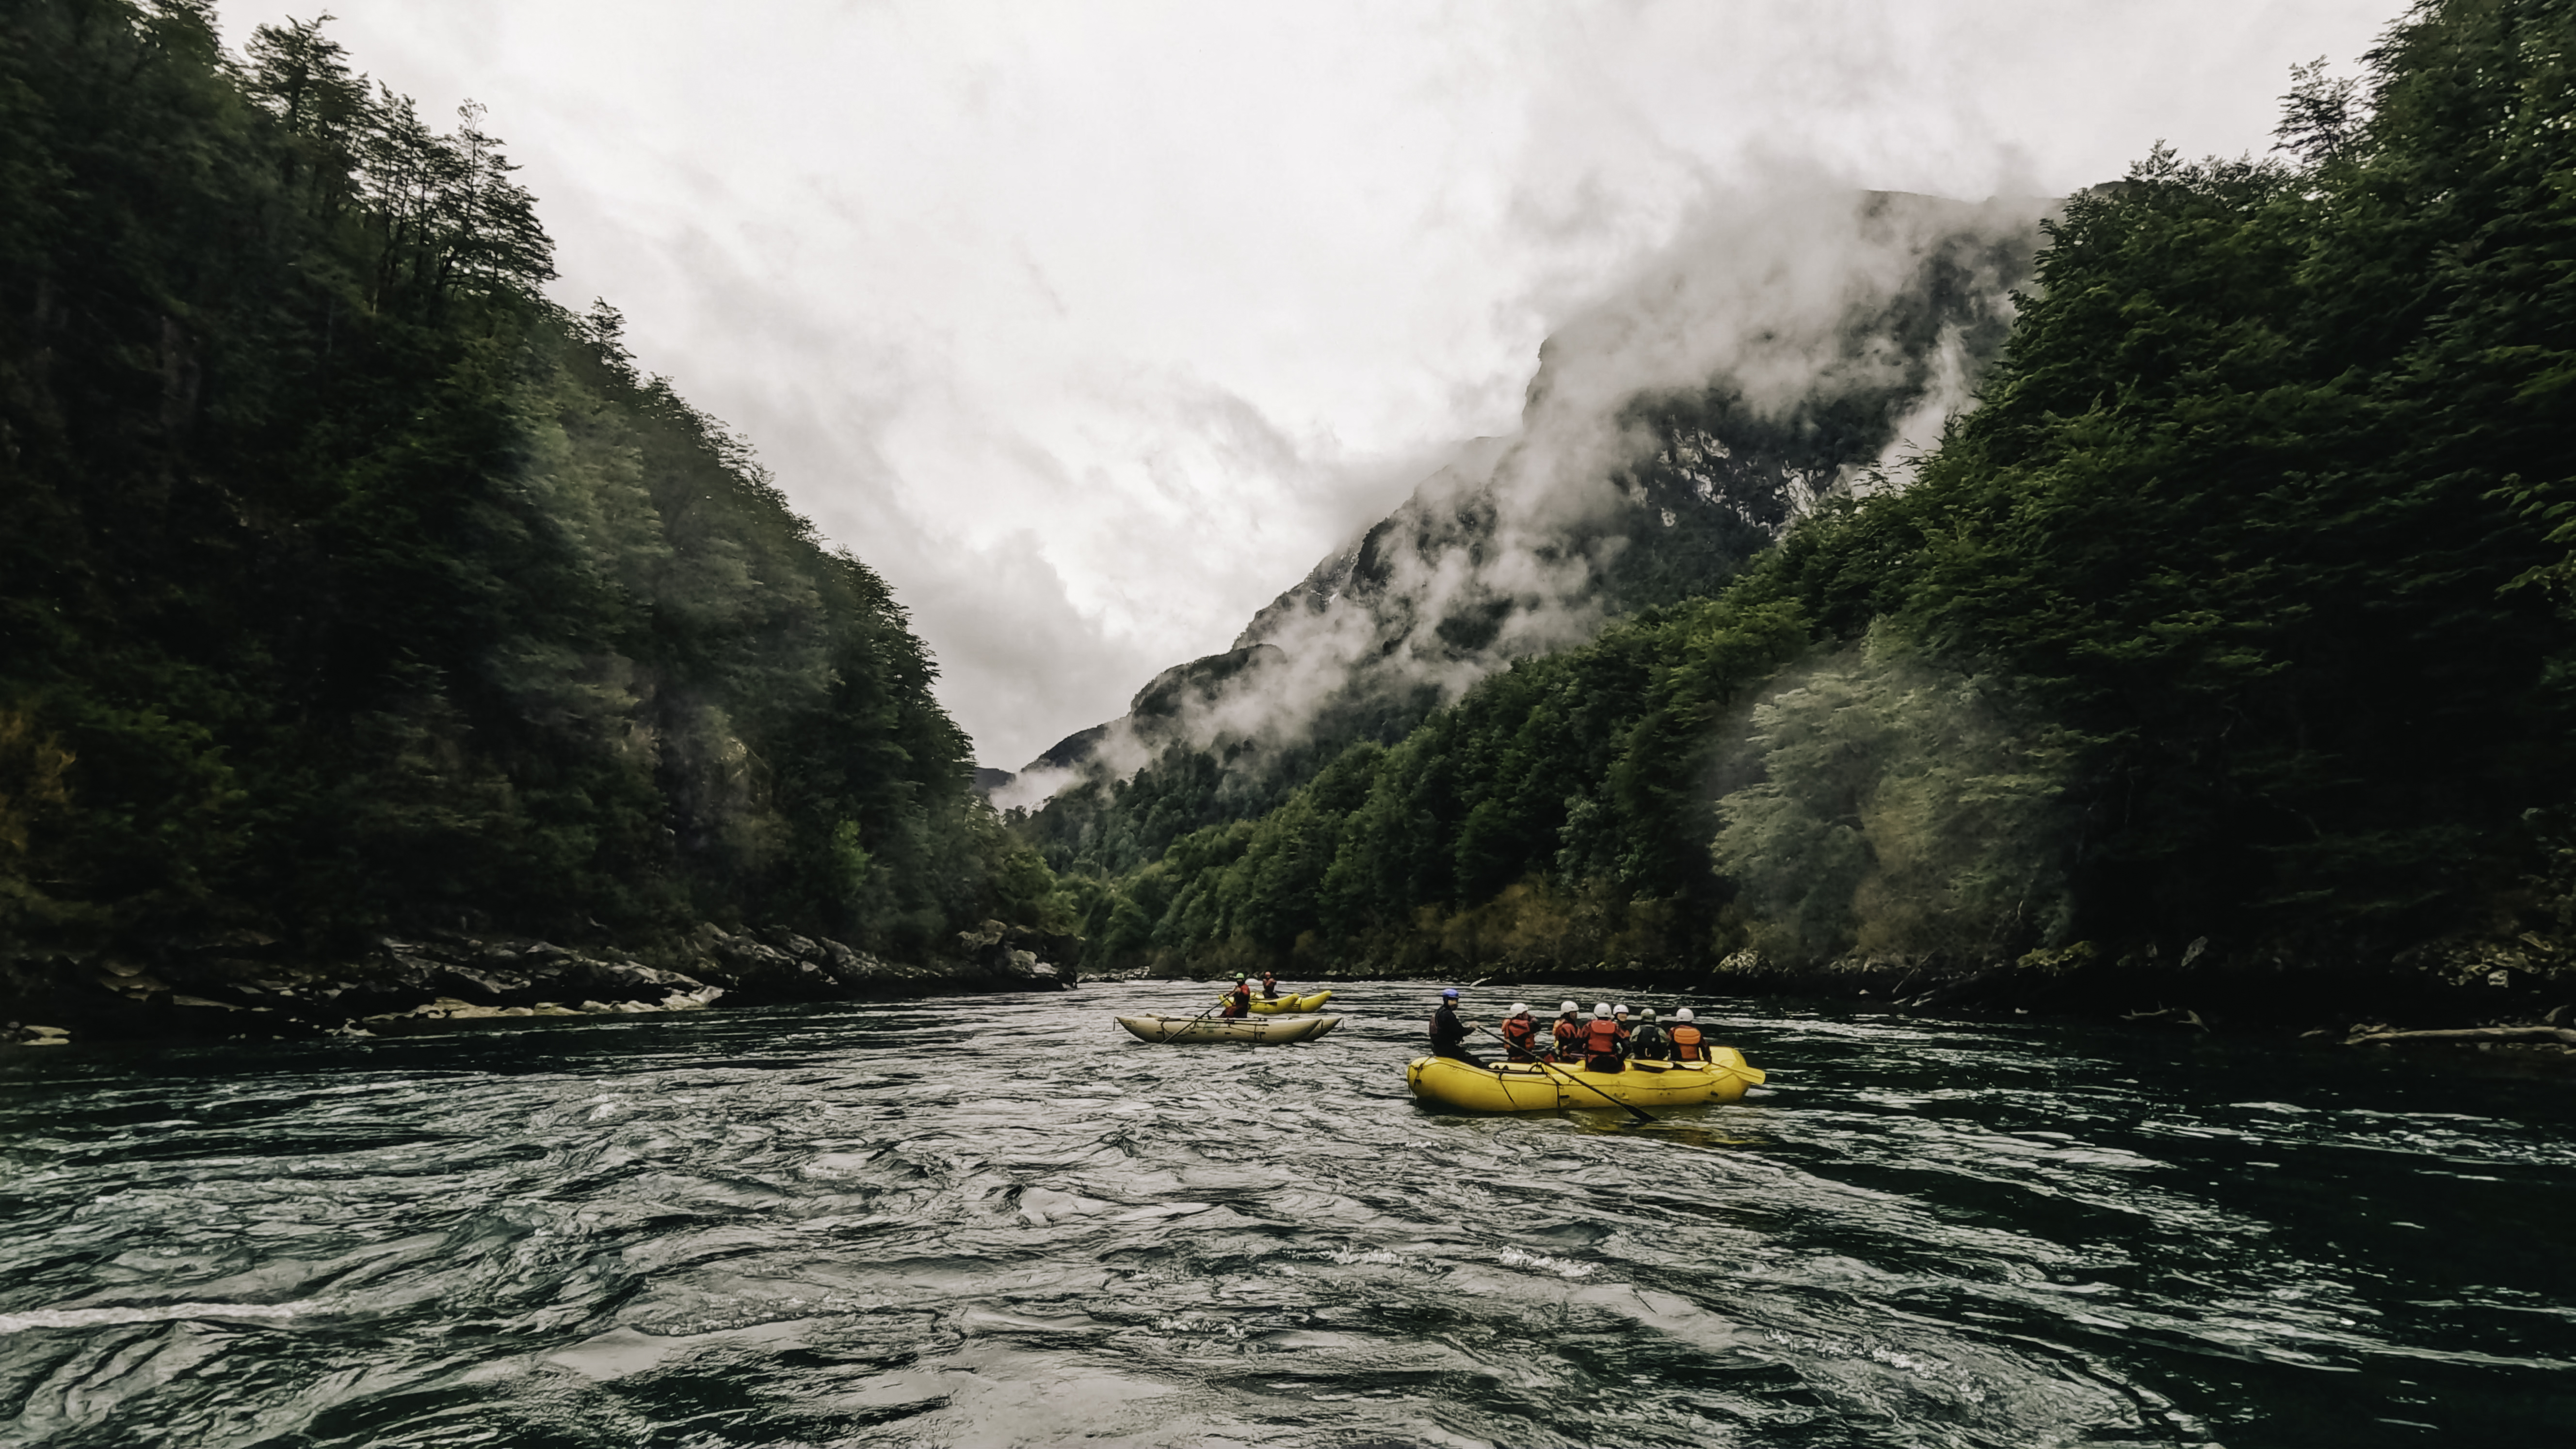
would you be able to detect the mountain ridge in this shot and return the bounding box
[1009,189,2056,875]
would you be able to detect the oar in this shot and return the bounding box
[1470,1024,1655,1126]
[1151,988,1235,1043]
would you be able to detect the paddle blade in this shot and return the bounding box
[1734,1064,1769,1085]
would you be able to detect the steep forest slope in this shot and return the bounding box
[0,1,1058,1016]
[1063,0,2576,1026]
[1017,191,2053,879]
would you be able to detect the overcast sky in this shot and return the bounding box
[211,0,2397,769]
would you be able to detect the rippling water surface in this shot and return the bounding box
[3,982,2572,1447]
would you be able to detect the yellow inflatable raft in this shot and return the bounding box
[1241,990,1334,1014]
[1405,1049,1760,1111]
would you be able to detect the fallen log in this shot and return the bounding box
[2122,1006,2209,1030]
[2346,1024,2576,1048]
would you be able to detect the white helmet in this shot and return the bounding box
[1560,1000,1579,1014]
[1509,1002,1529,1015]
[1613,1003,1630,1016]
[1593,1003,1612,1018]
[1674,1007,1695,1022]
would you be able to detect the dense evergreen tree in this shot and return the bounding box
[0,0,1052,966]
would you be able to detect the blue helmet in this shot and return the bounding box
[1441,988,1460,999]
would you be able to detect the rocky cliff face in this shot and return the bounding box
[1014,191,2055,834]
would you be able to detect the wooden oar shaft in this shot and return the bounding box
[1153,989,1234,1043]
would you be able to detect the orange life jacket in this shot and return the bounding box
[1582,1018,1623,1056]
[1500,1014,1537,1049]
[1669,1023,1706,1061]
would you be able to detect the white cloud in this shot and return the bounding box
[212,0,2396,765]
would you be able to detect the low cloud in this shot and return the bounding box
[208,0,2398,770]
[1026,187,2052,796]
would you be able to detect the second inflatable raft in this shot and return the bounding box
[1245,990,1334,1014]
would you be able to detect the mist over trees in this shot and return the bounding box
[1043,0,2576,984]
[0,0,1054,968]
[1016,192,2050,889]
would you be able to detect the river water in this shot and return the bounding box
[1,981,2570,1448]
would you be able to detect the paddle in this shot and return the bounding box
[1469,1023,1656,1126]
[1150,985,1241,1043]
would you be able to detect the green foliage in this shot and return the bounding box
[1712,625,2081,965]
[1073,0,2576,978]
[1813,0,2576,938]
[0,0,1047,960]
[1068,593,1811,975]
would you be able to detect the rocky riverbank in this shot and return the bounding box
[1142,929,2576,1055]
[1686,934,2576,1044]
[2,919,1079,1046]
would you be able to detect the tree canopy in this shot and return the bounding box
[0,0,1056,965]
[1051,0,2576,980]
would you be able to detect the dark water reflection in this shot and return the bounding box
[2,982,2571,1447]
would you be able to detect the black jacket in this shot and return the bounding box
[1429,1003,1469,1049]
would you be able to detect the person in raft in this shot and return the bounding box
[1549,1000,1584,1062]
[1429,987,1482,1065]
[1666,1007,1717,1062]
[1497,1002,1541,1061]
[1218,975,1254,1019]
[1578,1002,1626,1072]
[1259,970,1280,1000]
[1629,1007,1672,1062]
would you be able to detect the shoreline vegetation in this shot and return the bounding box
[8,2,2576,1059]
[5,919,1077,1046]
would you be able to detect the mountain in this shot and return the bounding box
[1038,0,2576,1026]
[1014,190,2055,876]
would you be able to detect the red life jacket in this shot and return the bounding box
[1500,1014,1537,1049]
[1669,1023,1706,1061]
[1582,1018,1622,1056]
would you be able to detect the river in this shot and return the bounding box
[2,981,2570,1447]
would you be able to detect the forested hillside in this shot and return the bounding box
[1016,191,2052,885]
[0,0,1055,981]
[1063,0,2576,1002]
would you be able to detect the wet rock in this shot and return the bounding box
[2,912,1080,1043]
[953,919,1076,991]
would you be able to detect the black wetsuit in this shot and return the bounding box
[1629,1023,1672,1062]
[1429,1002,1481,1065]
